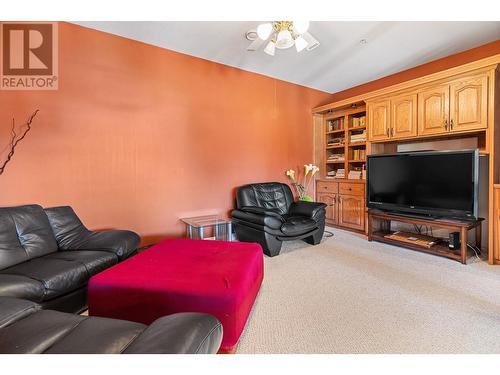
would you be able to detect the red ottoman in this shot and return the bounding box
[88,239,264,352]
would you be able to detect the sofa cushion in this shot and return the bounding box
[0,212,27,270]
[0,274,45,302]
[280,216,317,236]
[0,205,58,271]
[0,309,84,354]
[46,251,118,277]
[0,257,89,301]
[44,315,145,354]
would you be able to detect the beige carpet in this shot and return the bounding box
[236,227,500,354]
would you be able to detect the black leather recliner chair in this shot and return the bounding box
[0,297,222,354]
[0,205,140,313]
[232,182,327,257]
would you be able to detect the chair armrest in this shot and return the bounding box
[232,209,283,229]
[0,297,40,329]
[124,313,223,354]
[289,201,327,219]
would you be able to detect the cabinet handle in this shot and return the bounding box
[390,128,394,137]
[444,119,448,130]
[450,119,454,130]
[333,196,336,204]
[386,128,390,137]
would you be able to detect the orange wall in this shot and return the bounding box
[0,22,331,244]
[329,39,500,102]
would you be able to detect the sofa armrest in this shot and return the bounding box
[45,206,140,260]
[232,209,283,229]
[77,230,140,260]
[123,313,223,354]
[289,201,327,219]
[0,297,40,329]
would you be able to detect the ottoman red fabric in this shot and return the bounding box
[88,239,263,352]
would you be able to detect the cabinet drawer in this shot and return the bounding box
[317,181,338,193]
[338,182,364,196]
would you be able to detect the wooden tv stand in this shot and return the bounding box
[368,209,484,264]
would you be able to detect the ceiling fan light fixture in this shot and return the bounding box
[293,21,309,34]
[276,29,294,49]
[295,36,308,52]
[264,41,276,56]
[257,23,273,40]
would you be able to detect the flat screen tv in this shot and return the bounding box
[366,149,478,219]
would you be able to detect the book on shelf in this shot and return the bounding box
[351,149,366,160]
[350,130,366,143]
[348,170,362,179]
[334,169,345,179]
[327,117,344,132]
[327,137,345,146]
[328,154,345,161]
[351,115,366,128]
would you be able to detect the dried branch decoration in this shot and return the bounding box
[0,109,40,176]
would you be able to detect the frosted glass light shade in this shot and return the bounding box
[257,23,273,40]
[293,21,309,34]
[276,30,294,49]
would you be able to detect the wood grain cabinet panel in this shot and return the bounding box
[417,84,450,136]
[391,93,418,139]
[338,194,365,230]
[495,187,500,263]
[449,74,488,132]
[367,100,391,141]
[317,193,337,224]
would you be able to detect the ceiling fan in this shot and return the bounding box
[246,21,320,56]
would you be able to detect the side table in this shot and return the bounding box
[180,215,233,241]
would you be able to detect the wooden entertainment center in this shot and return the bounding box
[368,210,483,264]
[312,55,500,264]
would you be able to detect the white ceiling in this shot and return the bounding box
[75,21,500,93]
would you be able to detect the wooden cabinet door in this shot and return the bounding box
[449,74,488,132]
[317,193,337,224]
[391,93,418,139]
[338,194,364,230]
[367,99,391,141]
[418,84,450,136]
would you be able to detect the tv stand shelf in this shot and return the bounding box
[368,210,484,264]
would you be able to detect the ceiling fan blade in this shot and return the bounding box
[247,38,266,51]
[302,32,320,51]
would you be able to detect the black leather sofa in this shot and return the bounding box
[232,182,327,257]
[0,297,222,354]
[0,205,139,313]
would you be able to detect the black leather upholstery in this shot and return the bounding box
[0,205,140,313]
[232,182,327,257]
[45,206,139,260]
[0,297,222,354]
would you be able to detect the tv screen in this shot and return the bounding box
[366,150,478,219]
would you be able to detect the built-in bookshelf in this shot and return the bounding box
[324,106,367,180]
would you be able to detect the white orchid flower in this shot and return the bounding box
[286,169,296,181]
[304,163,314,176]
[311,166,320,176]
